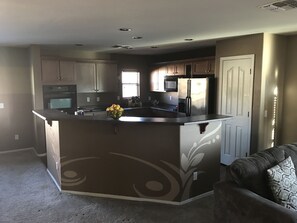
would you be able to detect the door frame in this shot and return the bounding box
[218,54,255,160]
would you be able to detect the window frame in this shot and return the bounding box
[121,70,140,99]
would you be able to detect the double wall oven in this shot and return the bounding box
[43,85,77,114]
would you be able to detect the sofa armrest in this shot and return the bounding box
[214,181,297,223]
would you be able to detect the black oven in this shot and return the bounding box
[43,85,77,114]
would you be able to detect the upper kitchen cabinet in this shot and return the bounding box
[96,62,118,92]
[166,63,185,76]
[75,61,118,93]
[41,59,75,84]
[150,66,166,92]
[192,58,215,75]
[75,62,96,93]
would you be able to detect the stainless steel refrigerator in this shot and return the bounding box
[178,78,210,116]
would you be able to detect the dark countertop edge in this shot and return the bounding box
[32,110,232,125]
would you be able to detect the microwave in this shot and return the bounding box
[164,76,178,92]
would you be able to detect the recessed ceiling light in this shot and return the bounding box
[132,36,143,39]
[112,44,133,49]
[184,38,194,41]
[122,45,133,50]
[119,28,132,32]
[112,44,123,48]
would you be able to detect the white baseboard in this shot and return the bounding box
[0,147,47,157]
[0,147,34,155]
[61,189,213,205]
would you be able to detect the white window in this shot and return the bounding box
[121,71,140,98]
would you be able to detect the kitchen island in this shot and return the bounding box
[33,109,230,204]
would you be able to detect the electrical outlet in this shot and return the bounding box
[87,97,90,102]
[96,97,100,102]
[169,96,172,101]
[0,103,4,109]
[193,171,198,181]
[14,134,19,140]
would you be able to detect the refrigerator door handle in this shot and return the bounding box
[185,96,192,116]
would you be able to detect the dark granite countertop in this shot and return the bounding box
[33,109,231,125]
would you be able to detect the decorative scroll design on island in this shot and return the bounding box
[61,157,100,186]
[59,122,222,202]
[109,122,222,201]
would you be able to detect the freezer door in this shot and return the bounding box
[191,78,209,115]
[178,78,188,98]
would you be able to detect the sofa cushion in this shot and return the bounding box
[227,147,285,200]
[280,143,297,176]
[267,156,297,210]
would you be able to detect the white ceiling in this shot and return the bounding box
[1,0,297,55]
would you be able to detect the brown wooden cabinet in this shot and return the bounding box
[41,59,75,84]
[192,59,215,75]
[75,62,97,93]
[166,63,185,75]
[75,61,118,93]
[150,66,166,92]
[96,62,118,92]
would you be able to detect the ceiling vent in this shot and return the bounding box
[260,0,297,12]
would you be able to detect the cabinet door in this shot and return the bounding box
[166,63,185,75]
[150,67,159,91]
[175,63,185,75]
[75,62,96,93]
[192,60,209,74]
[166,64,175,75]
[96,62,118,92]
[41,59,60,83]
[150,66,166,92]
[158,66,166,91]
[209,59,215,74]
[60,61,75,82]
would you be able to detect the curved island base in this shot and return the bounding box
[34,110,229,205]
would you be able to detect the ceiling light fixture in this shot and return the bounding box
[75,43,84,46]
[260,0,297,11]
[132,36,143,39]
[119,28,132,32]
[151,46,158,49]
[112,44,133,49]
[112,44,123,48]
[184,38,194,41]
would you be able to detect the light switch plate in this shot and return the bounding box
[87,97,90,102]
[0,103,4,109]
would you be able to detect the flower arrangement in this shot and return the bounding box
[106,104,124,120]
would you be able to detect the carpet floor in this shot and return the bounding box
[0,149,215,223]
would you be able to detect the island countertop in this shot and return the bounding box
[33,108,231,125]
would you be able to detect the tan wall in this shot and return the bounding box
[281,36,297,144]
[215,34,264,153]
[0,47,34,151]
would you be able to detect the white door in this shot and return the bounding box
[219,55,254,165]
